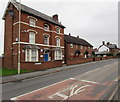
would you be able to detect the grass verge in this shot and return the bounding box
[0,68,32,76]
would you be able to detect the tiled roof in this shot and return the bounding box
[98,44,118,49]
[64,34,93,47]
[3,0,65,28]
[106,44,117,49]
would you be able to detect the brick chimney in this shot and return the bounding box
[77,35,79,38]
[52,14,58,21]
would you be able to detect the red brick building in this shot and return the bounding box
[64,34,93,63]
[3,0,65,70]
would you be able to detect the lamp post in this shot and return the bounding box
[18,0,21,74]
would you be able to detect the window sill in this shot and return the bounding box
[29,25,36,28]
[22,61,39,63]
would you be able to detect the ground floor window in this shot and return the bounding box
[55,50,62,60]
[25,49,38,62]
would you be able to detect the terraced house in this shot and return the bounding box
[3,0,65,70]
[64,34,93,60]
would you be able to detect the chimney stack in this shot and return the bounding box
[52,14,58,21]
[77,35,79,38]
[69,33,71,36]
[107,42,110,45]
[102,41,105,45]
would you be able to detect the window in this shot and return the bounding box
[29,18,36,27]
[76,45,78,49]
[44,36,49,45]
[56,38,60,46]
[56,27,60,34]
[70,44,73,48]
[25,49,38,62]
[81,45,83,49]
[44,24,49,31]
[29,32,35,44]
[55,50,62,60]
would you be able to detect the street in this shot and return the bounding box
[2,59,118,100]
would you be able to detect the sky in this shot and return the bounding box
[0,0,119,56]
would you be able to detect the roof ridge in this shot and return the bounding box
[15,1,54,21]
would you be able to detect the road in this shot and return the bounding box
[2,59,118,100]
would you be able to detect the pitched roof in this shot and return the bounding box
[64,34,93,47]
[106,44,117,49]
[2,0,65,28]
[98,44,118,49]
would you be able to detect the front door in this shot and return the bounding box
[44,54,49,61]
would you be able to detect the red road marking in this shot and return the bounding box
[11,78,115,100]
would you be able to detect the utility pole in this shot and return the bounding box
[18,0,21,74]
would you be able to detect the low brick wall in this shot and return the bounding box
[20,60,63,71]
[94,57,102,61]
[107,56,114,59]
[66,58,93,65]
[102,57,107,60]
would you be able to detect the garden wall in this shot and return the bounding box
[20,60,63,71]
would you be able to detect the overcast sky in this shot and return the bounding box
[0,0,119,56]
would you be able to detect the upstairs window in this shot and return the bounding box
[56,27,60,34]
[29,32,35,44]
[44,36,49,45]
[29,18,36,27]
[70,44,73,48]
[81,45,83,49]
[56,38,60,47]
[44,24,49,31]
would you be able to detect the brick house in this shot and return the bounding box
[64,34,93,63]
[2,0,65,70]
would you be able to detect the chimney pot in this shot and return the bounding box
[52,14,58,21]
[102,41,105,45]
[107,42,110,45]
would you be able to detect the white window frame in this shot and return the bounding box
[56,27,60,34]
[29,18,36,27]
[29,32,35,44]
[44,24,49,31]
[25,49,38,62]
[81,45,83,49]
[56,38,60,47]
[70,44,73,48]
[54,50,62,60]
[44,36,49,45]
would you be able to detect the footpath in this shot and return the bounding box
[1,62,94,84]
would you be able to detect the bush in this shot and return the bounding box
[117,52,120,56]
[106,52,113,56]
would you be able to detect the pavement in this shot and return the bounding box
[1,61,100,84]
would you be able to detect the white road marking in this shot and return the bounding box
[80,62,117,76]
[11,78,73,100]
[81,80,99,84]
[48,84,91,100]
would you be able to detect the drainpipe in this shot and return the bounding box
[18,0,21,74]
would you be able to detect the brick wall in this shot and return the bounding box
[20,60,63,71]
[3,3,64,70]
[66,58,93,65]
[65,43,93,60]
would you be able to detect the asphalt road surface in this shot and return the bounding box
[2,59,118,100]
